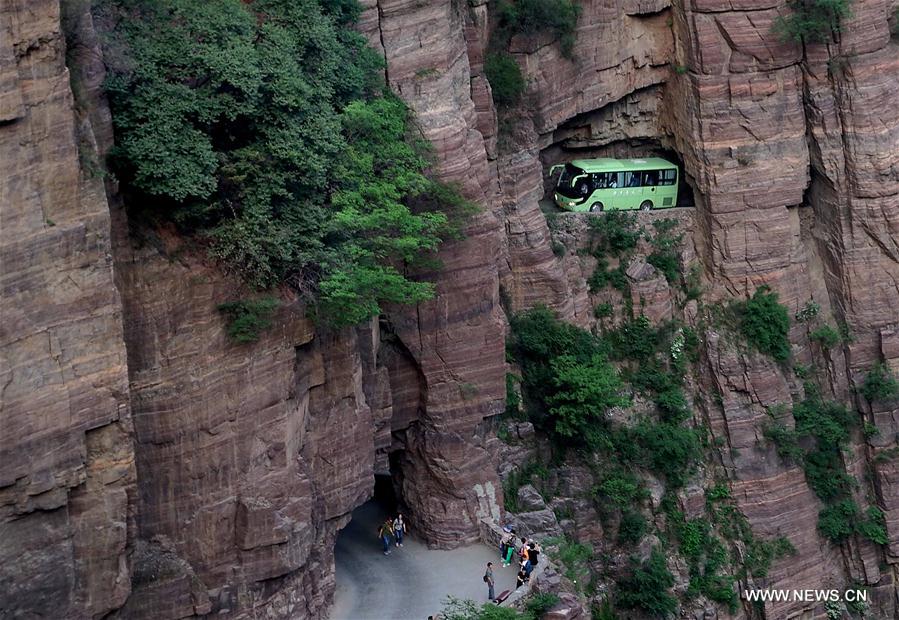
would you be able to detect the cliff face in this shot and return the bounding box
[0,1,134,617]
[3,0,899,618]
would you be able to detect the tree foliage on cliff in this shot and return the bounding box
[773,0,852,44]
[99,0,471,326]
[493,0,581,58]
[734,286,791,362]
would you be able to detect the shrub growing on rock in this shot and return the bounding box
[616,547,677,617]
[617,510,647,545]
[860,363,899,402]
[484,52,526,107]
[735,286,791,362]
[217,297,279,343]
[494,0,581,58]
[773,0,852,44]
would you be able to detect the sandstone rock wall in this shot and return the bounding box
[477,0,899,616]
[359,0,508,547]
[5,0,899,617]
[0,1,134,617]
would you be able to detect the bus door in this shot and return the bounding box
[642,170,659,202]
[622,171,641,206]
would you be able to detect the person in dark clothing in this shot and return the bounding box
[484,562,495,601]
[528,542,540,567]
[516,564,528,589]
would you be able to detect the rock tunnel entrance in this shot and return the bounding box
[539,99,699,209]
[332,469,517,620]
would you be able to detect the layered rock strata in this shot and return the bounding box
[0,1,134,617]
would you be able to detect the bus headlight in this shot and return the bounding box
[568,202,575,207]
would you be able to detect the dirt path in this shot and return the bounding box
[331,502,518,620]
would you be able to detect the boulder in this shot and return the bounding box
[517,485,547,511]
[509,509,563,540]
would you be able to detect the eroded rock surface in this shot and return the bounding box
[4,0,899,617]
[0,1,134,616]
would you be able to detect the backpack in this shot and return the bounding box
[483,574,489,583]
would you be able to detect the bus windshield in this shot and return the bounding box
[556,163,588,198]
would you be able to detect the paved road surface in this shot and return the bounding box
[331,501,517,620]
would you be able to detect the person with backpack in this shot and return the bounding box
[393,514,405,548]
[483,562,495,601]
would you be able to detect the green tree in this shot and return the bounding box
[774,0,852,43]
[100,0,468,327]
[493,0,581,57]
[547,354,628,437]
[616,547,677,617]
[861,363,899,402]
[484,52,525,107]
[737,286,791,361]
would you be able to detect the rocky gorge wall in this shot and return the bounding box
[0,1,134,617]
[2,0,899,619]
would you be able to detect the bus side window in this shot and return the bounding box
[643,170,659,186]
[593,172,614,189]
[625,172,641,187]
[659,169,676,185]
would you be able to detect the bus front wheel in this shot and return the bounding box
[640,200,653,211]
[590,202,604,213]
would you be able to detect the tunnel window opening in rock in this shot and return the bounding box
[540,132,698,209]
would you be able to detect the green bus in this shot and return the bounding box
[550,157,679,212]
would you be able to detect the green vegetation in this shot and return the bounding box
[508,308,702,488]
[860,363,899,402]
[588,260,628,294]
[508,306,615,440]
[525,593,560,617]
[544,535,593,586]
[502,460,549,512]
[646,219,682,284]
[618,510,647,545]
[493,0,582,58]
[505,373,523,418]
[100,0,470,327]
[597,470,646,507]
[584,196,642,296]
[773,0,852,44]
[764,387,887,545]
[810,324,841,349]
[441,596,532,620]
[484,52,526,107]
[588,211,642,256]
[734,286,791,361]
[547,354,628,437]
[701,489,796,580]
[744,536,796,578]
[630,420,701,488]
[217,297,279,343]
[665,509,737,611]
[615,547,677,617]
[795,300,821,323]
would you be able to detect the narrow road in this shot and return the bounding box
[331,501,517,620]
